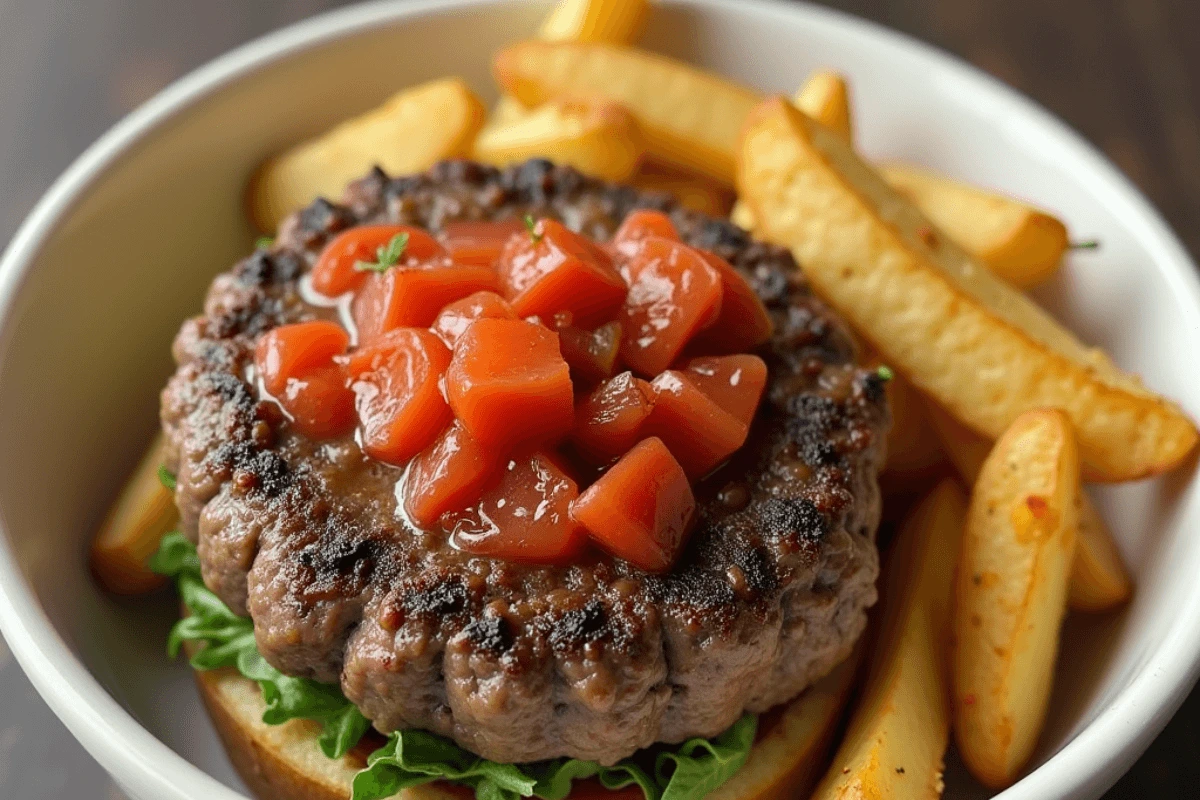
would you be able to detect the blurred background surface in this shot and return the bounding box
[0,0,1197,797]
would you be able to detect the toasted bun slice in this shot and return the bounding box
[194,654,858,800]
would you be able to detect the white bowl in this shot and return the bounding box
[1,1,1198,798]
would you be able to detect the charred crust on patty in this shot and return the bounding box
[162,160,888,765]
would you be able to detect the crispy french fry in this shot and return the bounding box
[538,0,650,43]
[880,365,947,486]
[925,401,1133,612]
[880,163,1069,289]
[494,41,760,185]
[811,478,964,800]
[737,97,1197,481]
[732,69,853,231]
[474,99,644,181]
[708,644,863,800]
[248,77,485,232]
[90,433,177,595]
[630,161,736,216]
[953,409,1079,787]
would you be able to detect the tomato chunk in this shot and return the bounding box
[619,237,723,376]
[446,452,586,564]
[254,321,355,440]
[559,321,622,384]
[442,219,525,268]
[645,370,748,479]
[571,437,695,573]
[311,225,445,297]
[572,372,655,465]
[446,318,575,450]
[353,262,500,343]
[682,355,767,426]
[345,328,453,465]
[404,421,500,527]
[497,218,626,327]
[609,209,679,260]
[689,251,774,353]
[431,291,516,348]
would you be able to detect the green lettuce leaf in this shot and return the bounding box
[150,534,757,800]
[151,533,370,759]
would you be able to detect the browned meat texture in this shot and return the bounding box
[161,160,888,765]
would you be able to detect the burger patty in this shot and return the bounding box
[161,160,888,766]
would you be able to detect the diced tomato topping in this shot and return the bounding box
[345,328,453,465]
[497,218,627,327]
[689,252,775,353]
[404,421,500,527]
[254,321,355,440]
[644,370,748,479]
[352,262,499,344]
[571,437,695,572]
[572,372,655,465]
[559,321,623,384]
[311,225,445,297]
[609,209,679,260]
[682,355,767,427]
[619,237,723,376]
[446,452,586,564]
[446,318,575,450]
[431,291,516,348]
[441,220,526,268]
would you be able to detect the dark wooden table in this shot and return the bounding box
[0,0,1196,796]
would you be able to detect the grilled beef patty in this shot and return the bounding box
[161,160,888,766]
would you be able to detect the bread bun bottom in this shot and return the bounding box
[195,656,858,800]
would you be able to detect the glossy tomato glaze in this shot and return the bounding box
[162,160,888,766]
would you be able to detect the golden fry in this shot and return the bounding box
[953,410,1078,788]
[812,479,965,800]
[538,0,650,43]
[90,433,177,595]
[630,161,735,216]
[881,163,1069,289]
[737,97,1197,481]
[494,41,760,184]
[248,77,485,232]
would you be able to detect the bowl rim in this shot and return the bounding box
[1,0,1199,798]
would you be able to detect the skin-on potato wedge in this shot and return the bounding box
[709,645,863,800]
[630,160,735,216]
[811,479,966,800]
[248,77,486,232]
[953,410,1079,788]
[925,401,1133,612]
[737,97,1198,481]
[90,433,177,595]
[494,41,761,185]
[731,69,852,231]
[538,0,650,43]
[880,163,1069,290]
[474,99,644,181]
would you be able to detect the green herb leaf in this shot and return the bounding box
[1070,239,1101,250]
[654,714,756,800]
[523,215,543,244]
[255,236,275,250]
[355,232,410,273]
[149,535,370,759]
[353,729,539,800]
[876,365,895,382]
[157,465,177,491]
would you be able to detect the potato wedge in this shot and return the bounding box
[731,69,853,231]
[248,77,485,232]
[474,99,644,181]
[953,409,1078,788]
[925,401,1133,612]
[880,163,1069,289]
[811,478,965,800]
[90,433,177,595]
[879,364,947,487]
[538,0,650,43]
[631,160,735,216]
[737,97,1197,481]
[494,41,760,184]
[709,644,863,800]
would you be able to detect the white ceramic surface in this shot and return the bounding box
[0,1,1198,798]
